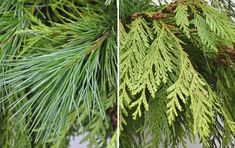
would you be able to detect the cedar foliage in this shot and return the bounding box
[120,0,235,147]
[0,0,117,147]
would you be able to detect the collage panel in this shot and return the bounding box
[1,0,235,148]
[119,0,235,147]
[0,0,117,148]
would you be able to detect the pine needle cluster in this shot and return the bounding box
[0,0,117,147]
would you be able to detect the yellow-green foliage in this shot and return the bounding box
[120,0,235,147]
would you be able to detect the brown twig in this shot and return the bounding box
[107,106,117,127]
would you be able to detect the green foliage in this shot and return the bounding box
[0,0,116,147]
[211,0,235,17]
[120,17,152,124]
[193,14,218,52]
[120,0,152,19]
[144,90,171,147]
[107,130,118,148]
[200,3,235,44]
[175,1,190,38]
[120,0,235,147]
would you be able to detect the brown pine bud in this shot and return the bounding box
[152,12,167,20]
[166,3,177,13]
[107,107,114,114]
[229,53,235,60]
[112,115,117,127]
[188,15,194,20]
[131,12,140,20]
[220,59,227,65]
[196,7,203,13]
[220,58,233,65]
[224,47,234,54]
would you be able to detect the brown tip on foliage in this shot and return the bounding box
[152,11,167,20]
[164,3,177,13]
[107,106,117,127]
[131,12,141,20]
[216,45,235,65]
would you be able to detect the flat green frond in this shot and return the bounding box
[200,3,235,43]
[120,22,127,48]
[144,90,170,147]
[120,17,152,120]
[193,14,218,52]
[175,1,190,38]
[166,47,190,125]
[163,29,217,144]
[107,130,117,148]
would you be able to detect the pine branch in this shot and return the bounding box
[0,1,117,147]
